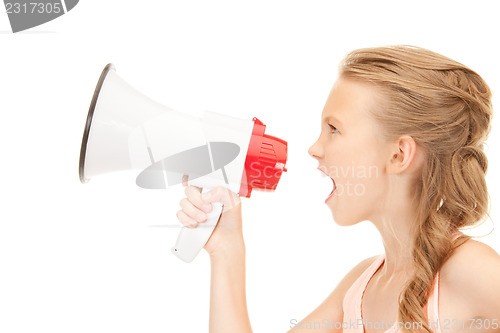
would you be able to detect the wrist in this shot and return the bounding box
[209,237,246,262]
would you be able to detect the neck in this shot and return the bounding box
[376,219,416,279]
[370,188,419,280]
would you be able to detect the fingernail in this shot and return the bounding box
[190,221,198,228]
[203,204,212,213]
[197,214,207,222]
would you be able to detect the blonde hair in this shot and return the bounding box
[338,45,492,333]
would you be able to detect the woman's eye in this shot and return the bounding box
[329,124,339,134]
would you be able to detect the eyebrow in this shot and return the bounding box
[323,115,343,127]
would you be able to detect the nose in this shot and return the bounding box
[308,138,323,160]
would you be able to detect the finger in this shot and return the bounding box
[176,210,198,228]
[179,198,208,223]
[182,174,189,187]
[201,186,241,211]
[185,185,212,213]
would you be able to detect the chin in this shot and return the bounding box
[327,192,375,227]
[329,210,362,227]
[327,199,365,226]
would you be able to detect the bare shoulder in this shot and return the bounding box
[288,255,380,333]
[441,239,500,286]
[326,255,381,310]
[440,238,500,322]
[337,255,380,294]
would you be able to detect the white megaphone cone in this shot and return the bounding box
[79,64,288,263]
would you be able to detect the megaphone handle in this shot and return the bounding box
[171,188,223,263]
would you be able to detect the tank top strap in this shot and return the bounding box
[425,230,465,332]
[342,255,385,333]
[425,271,441,332]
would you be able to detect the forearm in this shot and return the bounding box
[209,241,252,333]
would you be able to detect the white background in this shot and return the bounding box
[1,1,499,332]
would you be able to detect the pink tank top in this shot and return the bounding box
[342,231,464,333]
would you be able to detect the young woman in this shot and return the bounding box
[177,45,500,333]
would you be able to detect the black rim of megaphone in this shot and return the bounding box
[78,63,116,183]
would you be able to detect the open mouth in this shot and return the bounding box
[318,167,337,203]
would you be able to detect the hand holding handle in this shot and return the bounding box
[171,187,223,263]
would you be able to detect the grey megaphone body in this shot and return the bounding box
[79,64,288,262]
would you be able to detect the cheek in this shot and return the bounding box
[350,136,386,179]
[333,166,382,199]
[331,146,382,182]
[351,155,385,200]
[329,141,386,203]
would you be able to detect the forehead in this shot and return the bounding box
[321,77,380,122]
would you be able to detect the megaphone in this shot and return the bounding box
[79,64,288,263]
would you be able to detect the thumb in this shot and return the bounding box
[201,186,241,211]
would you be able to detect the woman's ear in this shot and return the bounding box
[386,135,421,174]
